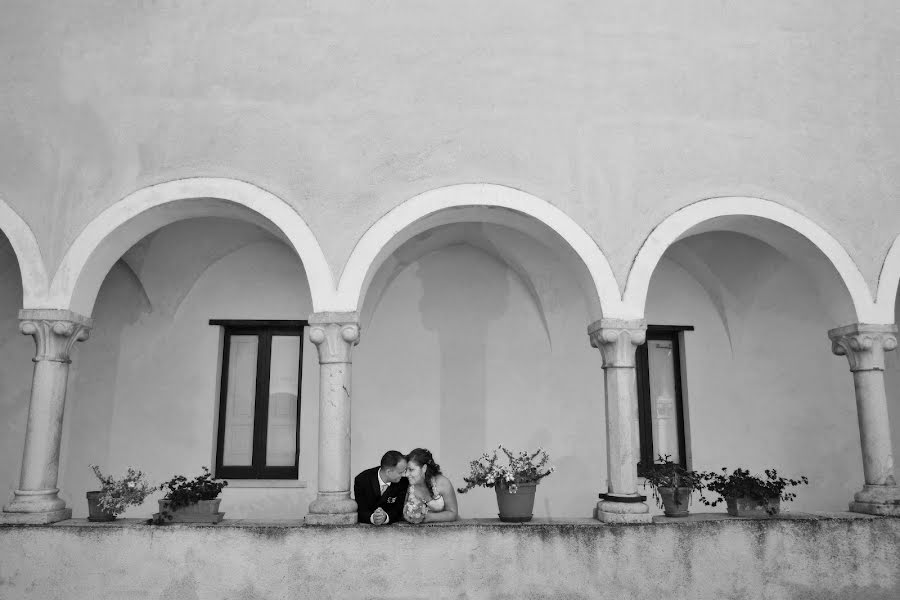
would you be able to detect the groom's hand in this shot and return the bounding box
[372,507,387,525]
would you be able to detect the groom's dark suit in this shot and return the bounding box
[354,466,409,525]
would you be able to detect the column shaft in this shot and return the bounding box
[829,322,900,516]
[1,310,91,524]
[305,313,360,525]
[588,318,652,523]
[852,369,895,486]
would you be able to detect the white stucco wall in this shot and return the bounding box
[1,2,899,296]
[58,220,320,518]
[0,235,34,502]
[646,233,863,511]
[0,216,893,519]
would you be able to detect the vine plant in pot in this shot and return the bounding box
[699,467,808,517]
[151,467,228,524]
[640,455,704,517]
[457,446,555,522]
[87,464,155,521]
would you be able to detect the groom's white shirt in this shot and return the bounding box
[373,469,391,524]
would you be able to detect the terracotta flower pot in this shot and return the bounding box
[495,481,537,522]
[726,496,780,517]
[86,491,116,522]
[659,486,693,517]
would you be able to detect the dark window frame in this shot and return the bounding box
[210,319,307,479]
[636,324,693,475]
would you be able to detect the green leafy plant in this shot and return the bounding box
[699,467,808,515]
[150,466,227,524]
[89,464,155,516]
[640,455,704,509]
[457,446,554,494]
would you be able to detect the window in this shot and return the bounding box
[636,325,692,474]
[210,320,307,479]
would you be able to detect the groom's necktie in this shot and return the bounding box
[380,483,388,495]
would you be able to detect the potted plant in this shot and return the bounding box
[699,467,808,517]
[640,455,704,517]
[457,446,554,522]
[87,464,154,521]
[151,466,228,524]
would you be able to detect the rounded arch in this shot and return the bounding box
[624,197,875,322]
[0,196,49,306]
[49,178,334,315]
[876,233,900,322]
[335,184,621,317]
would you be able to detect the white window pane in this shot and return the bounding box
[266,336,300,467]
[222,335,258,466]
[647,340,680,463]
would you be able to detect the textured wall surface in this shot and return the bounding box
[1,515,898,599]
[1,1,899,290]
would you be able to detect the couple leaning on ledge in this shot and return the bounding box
[354,448,459,524]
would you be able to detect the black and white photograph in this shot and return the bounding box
[0,2,898,598]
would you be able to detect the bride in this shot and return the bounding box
[402,448,459,523]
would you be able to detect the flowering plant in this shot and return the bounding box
[698,467,808,515]
[640,454,704,509]
[151,466,228,523]
[457,446,554,494]
[89,464,155,516]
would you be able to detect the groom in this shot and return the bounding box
[354,450,409,525]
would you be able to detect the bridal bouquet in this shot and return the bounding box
[457,446,554,494]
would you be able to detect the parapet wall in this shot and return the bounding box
[1,514,898,599]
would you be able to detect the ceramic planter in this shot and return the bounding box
[86,491,116,522]
[495,481,537,522]
[155,498,224,523]
[658,486,693,517]
[726,496,780,517]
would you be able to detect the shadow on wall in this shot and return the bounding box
[61,261,151,516]
[417,245,510,482]
[0,233,31,503]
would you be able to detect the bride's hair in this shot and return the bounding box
[406,448,442,496]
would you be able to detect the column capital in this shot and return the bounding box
[308,312,360,364]
[828,323,898,372]
[587,318,647,368]
[19,309,92,364]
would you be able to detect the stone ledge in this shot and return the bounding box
[2,513,898,599]
[1,511,888,531]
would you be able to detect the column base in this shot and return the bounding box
[596,499,652,524]
[849,485,900,516]
[0,508,71,524]
[305,492,357,525]
[2,488,67,513]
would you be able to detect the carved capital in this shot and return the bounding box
[587,318,646,368]
[18,309,92,364]
[308,312,360,364]
[829,323,898,372]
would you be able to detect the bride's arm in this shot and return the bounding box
[424,476,459,522]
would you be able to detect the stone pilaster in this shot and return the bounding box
[305,312,360,525]
[829,323,900,516]
[588,318,652,523]
[1,309,92,524]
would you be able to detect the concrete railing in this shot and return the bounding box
[1,513,898,599]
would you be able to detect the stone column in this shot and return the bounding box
[829,323,900,516]
[588,318,652,523]
[305,312,360,525]
[1,309,92,524]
